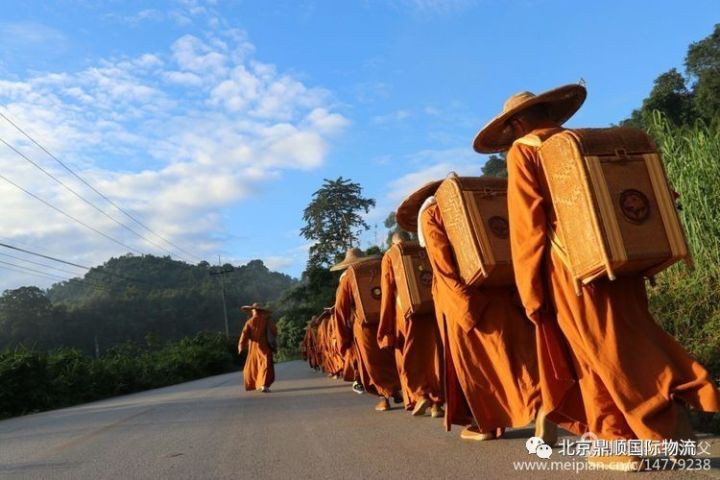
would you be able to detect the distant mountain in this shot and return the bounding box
[1,255,296,354]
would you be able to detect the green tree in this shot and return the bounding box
[625,69,695,127]
[0,287,55,350]
[624,24,720,128]
[686,23,720,122]
[481,153,507,178]
[300,177,376,268]
[383,211,417,247]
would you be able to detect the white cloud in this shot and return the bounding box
[372,109,411,125]
[108,0,222,28]
[0,22,67,48]
[0,29,347,290]
[386,148,484,202]
[361,147,487,235]
[392,0,478,13]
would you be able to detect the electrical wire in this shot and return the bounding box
[0,109,202,263]
[0,135,189,261]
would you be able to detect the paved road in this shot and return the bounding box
[1,361,718,479]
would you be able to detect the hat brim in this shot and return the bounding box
[241,305,271,312]
[395,180,442,231]
[472,84,587,154]
[329,254,380,272]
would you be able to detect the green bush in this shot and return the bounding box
[647,112,720,433]
[0,332,239,419]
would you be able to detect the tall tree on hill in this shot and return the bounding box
[625,24,720,128]
[625,69,695,127]
[301,177,376,268]
[686,23,720,122]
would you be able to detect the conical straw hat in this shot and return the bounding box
[473,83,586,153]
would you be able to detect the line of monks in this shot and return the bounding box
[300,83,720,472]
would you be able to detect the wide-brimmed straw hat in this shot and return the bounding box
[395,180,442,231]
[472,83,587,153]
[241,302,271,313]
[330,248,380,272]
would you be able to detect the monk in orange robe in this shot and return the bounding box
[378,231,444,417]
[397,184,550,441]
[319,308,360,387]
[332,248,402,411]
[238,303,277,393]
[318,312,339,376]
[324,308,345,378]
[301,320,314,367]
[474,84,720,468]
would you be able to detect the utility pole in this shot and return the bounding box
[209,255,233,338]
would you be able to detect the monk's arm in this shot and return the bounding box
[421,207,479,332]
[377,253,397,349]
[238,321,251,352]
[507,144,548,322]
[332,274,354,354]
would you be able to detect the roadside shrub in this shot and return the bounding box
[0,332,238,419]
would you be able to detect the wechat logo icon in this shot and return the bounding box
[526,436,553,459]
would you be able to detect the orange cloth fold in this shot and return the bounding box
[421,202,541,431]
[506,127,720,440]
[334,271,400,397]
[378,250,444,407]
[238,313,276,391]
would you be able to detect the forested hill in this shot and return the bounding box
[0,255,296,355]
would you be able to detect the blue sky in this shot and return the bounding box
[0,0,717,288]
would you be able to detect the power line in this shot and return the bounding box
[0,241,91,269]
[0,171,143,254]
[0,110,202,263]
[0,135,189,262]
[0,263,70,283]
[0,258,70,282]
[0,241,154,289]
[0,251,87,277]
[0,259,110,293]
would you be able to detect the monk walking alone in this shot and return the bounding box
[238,303,277,393]
[473,83,720,469]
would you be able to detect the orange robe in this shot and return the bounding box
[334,270,400,397]
[341,342,359,382]
[238,313,276,391]
[316,318,329,373]
[507,126,720,440]
[325,311,345,375]
[421,202,542,431]
[301,327,312,365]
[378,249,443,408]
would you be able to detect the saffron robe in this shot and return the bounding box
[421,202,542,431]
[334,270,400,398]
[378,249,444,408]
[507,126,720,440]
[238,313,276,391]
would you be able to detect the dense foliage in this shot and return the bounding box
[0,332,240,418]
[0,255,295,355]
[647,113,720,377]
[276,177,378,361]
[625,24,720,128]
[301,177,376,268]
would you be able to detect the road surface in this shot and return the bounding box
[1,360,718,479]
